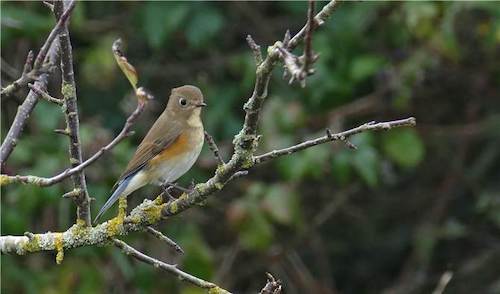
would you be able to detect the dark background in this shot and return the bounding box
[1,2,499,293]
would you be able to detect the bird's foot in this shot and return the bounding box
[161,182,193,203]
[160,183,177,203]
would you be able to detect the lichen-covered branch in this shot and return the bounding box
[113,239,230,292]
[0,1,76,165]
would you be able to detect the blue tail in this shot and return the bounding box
[93,177,131,224]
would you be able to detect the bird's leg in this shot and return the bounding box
[163,182,194,195]
[160,182,177,203]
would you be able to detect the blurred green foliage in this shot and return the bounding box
[1,2,499,293]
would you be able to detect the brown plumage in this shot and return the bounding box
[94,85,206,223]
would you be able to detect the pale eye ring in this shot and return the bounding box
[179,97,188,107]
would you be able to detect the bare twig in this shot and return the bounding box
[27,83,63,105]
[288,0,340,49]
[113,239,231,293]
[0,0,76,165]
[301,0,317,82]
[280,0,319,87]
[146,226,184,254]
[432,271,453,294]
[254,118,416,165]
[0,97,147,187]
[260,273,283,294]
[53,1,91,226]
[246,35,263,65]
[204,131,225,165]
[0,1,75,98]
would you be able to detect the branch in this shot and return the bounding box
[112,239,230,292]
[0,0,76,165]
[146,226,184,254]
[27,83,63,105]
[254,117,416,165]
[52,1,92,226]
[204,131,225,165]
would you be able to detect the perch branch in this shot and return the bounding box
[113,239,231,292]
[0,0,75,165]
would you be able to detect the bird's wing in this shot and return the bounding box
[115,112,183,185]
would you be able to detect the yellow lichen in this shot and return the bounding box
[106,197,127,236]
[61,82,75,99]
[153,194,163,205]
[167,201,178,215]
[214,182,224,190]
[54,233,64,265]
[22,235,40,253]
[0,175,12,186]
[143,203,166,223]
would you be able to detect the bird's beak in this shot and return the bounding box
[196,102,207,107]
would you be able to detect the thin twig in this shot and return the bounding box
[204,131,225,165]
[0,1,75,97]
[27,83,63,105]
[432,271,453,294]
[246,35,263,65]
[0,99,147,187]
[0,0,76,165]
[300,0,317,86]
[254,118,416,165]
[146,226,184,254]
[113,239,230,292]
[260,273,282,294]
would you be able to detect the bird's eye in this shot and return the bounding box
[179,97,188,107]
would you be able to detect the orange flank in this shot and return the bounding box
[149,133,190,166]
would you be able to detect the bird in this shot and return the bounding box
[94,85,206,223]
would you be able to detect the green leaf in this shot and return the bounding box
[382,129,425,168]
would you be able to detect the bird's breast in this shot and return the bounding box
[149,127,204,184]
